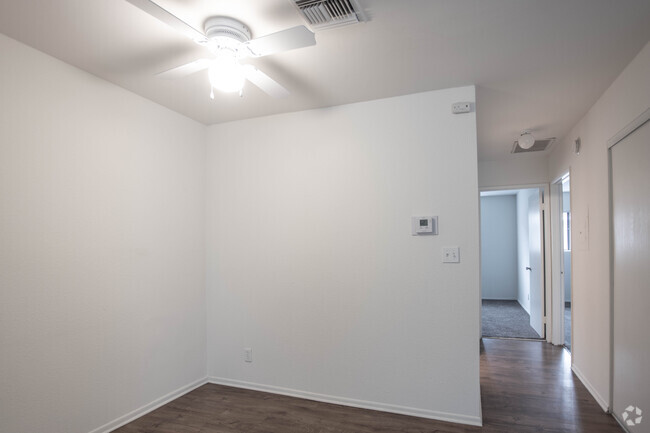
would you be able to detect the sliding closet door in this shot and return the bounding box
[611,117,650,431]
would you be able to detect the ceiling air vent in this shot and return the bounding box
[294,0,366,31]
[512,137,556,154]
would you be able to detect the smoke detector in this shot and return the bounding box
[518,130,535,149]
[293,0,367,31]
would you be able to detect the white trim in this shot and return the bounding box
[88,377,208,433]
[571,364,609,412]
[612,411,633,433]
[608,146,616,414]
[208,376,483,427]
[549,181,566,346]
[607,107,650,148]
[479,183,548,193]
[542,184,553,342]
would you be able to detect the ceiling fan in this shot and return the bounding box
[126,0,317,99]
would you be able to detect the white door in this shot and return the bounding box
[528,192,544,337]
[611,118,650,428]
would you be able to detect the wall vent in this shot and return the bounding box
[512,137,556,153]
[293,0,366,31]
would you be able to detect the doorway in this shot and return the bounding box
[480,188,545,339]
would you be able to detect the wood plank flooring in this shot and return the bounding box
[114,339,622,432]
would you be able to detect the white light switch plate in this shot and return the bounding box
[442,247,460,263]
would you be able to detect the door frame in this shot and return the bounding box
[549,173,571,347]
[479,183,552,341]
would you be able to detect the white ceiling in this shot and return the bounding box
[1,0,649,161]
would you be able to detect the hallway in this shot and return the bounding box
[480,339,618,432]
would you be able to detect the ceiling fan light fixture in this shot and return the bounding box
[208,51,245,93]
[518,130,535,150]
[125,1,316,99]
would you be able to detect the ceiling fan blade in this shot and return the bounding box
[242,65,289,98]
[241,26,315,58]
[156,58,212,79]
[126,0,207,45]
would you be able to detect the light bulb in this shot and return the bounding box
[518,131,535,149]
[208,51,245,93]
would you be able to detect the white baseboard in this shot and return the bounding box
[88,377,208,433]
[516,299,531,315]
[571,364,609,412]
[208,376,482,427]
[613,411,633,433]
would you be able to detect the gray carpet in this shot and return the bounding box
[565,303,571,351]
[482,300,542,339]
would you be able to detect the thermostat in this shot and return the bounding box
[411,216,438,236]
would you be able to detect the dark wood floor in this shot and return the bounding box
[115,339,622,432]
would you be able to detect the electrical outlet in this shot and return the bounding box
[442,246,460,263]
[244,348,252,363]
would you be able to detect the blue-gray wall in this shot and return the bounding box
[481,195,518,299]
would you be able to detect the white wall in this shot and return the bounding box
[548,40,650,410]
[478,156,548,188]
[0,34,207,433]
[480,195,518,300]
[205,87,482,424]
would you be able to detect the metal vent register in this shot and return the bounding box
[294,0,366,30]
[512,138,556,153]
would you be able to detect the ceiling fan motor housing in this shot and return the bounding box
[205,16,251,43]
[204,17,252,56]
